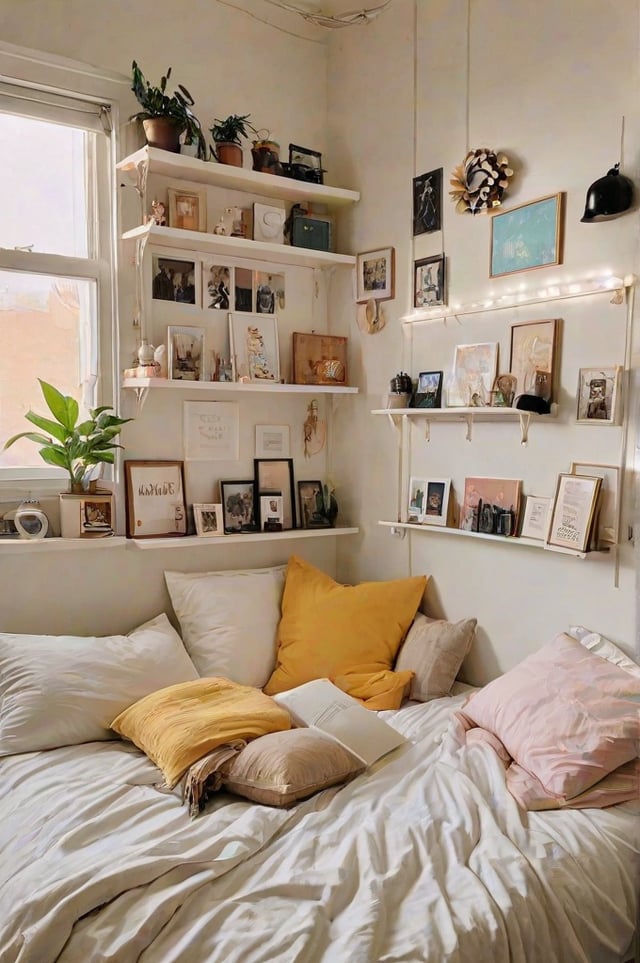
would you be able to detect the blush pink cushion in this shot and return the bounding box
[458,633,640,803]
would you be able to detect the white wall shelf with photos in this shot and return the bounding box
[371,406,557,444]
[128,527,359,550]
[0,536,127,556]
[123,377,358,394]
[117,147,360,208]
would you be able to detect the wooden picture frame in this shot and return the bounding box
[452,342,499,406]
[193,503,224,537]
[254,458,296,530]
[413,168,443,235]
[576,365,622,424]
[509,319,560,401]
[298,480,332,529]
[356,247,395,303]
[490,192,563,278]
[414,254,445,308]
[292,332,348,386]
[570,462,621,547]
[124,460,187,539]
[229,312,280,382]
[547,472,602,553]
[220,479,257,534]
[167,187,207,232]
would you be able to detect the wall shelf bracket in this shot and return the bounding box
[518,412,531,446]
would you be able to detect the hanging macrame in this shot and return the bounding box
[449,149,513,214]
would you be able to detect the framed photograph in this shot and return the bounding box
[509,319,560,401]
[259,494,284,532]
[408,476,427,523]
[254,458,296,530]
[414,254,445,308]
[547,472,602,553]
[204,263,231,311]
[413,168,443,235]
[298,480,332,529]
[356,247,395,303]
[571,462,621,547]
[254,271,285,314]
[255,424,290,459]
[152,255,197,304]
[519,495,552,540]
[229,312,280,382]
[490,192,563,278]
[193,503,224,537]
[576,365,622,424]
[124,460,187,539]
[167,187,207,232]
[183,401,239,461]
[292,332,348,386]
[168,325,205,381]
[452,342,499,405]
[460,477,522,536]
[220,480,257,534]
[288,144,324,184]
[413,370,443,408]
[234,267,254,312]
[422,479,451,527]
[490,373,517,407]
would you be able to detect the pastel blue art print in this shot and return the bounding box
[490,194,562,278]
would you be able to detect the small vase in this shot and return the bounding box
[137,338,155,366]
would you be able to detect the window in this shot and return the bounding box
[0,72,116,488]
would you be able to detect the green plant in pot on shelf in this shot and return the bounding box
[130,60,207,159]
[3,379,132,494]
[210,113,257,167]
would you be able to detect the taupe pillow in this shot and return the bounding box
[223,728,364,807]
[395,613,477,701]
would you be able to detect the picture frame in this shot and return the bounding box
[229,312,280,383]
[490,192,564,278]
[412,370,443,408]
[414,254,445,308]
[192,503,224,537]
[168,325,205,381]
[259,494,284,532]
[151,255,197,304]
[422,478,451,527]
[576,365,622,425]
[167,187,207,232]
[183,401,239,461]
[509,319,560,401]
[356,247,395,303]
[292,332,348,386]
[220,479,257,534]
[254,458,296,530]
[413,168,443,235]
[460,476,522,536]
[408,476,427,523]
[288,144,324,184]
[254,271,285,314]
[124,460,187,539]
[452,342,499,406]
[204,263,231,311]
[546,472,602,553]
[519,495,552,540]
[255,424,290,459]
[490,373,517,407]
[571,462,621,547]
[298,480,332,529]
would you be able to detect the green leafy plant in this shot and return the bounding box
[130,61,207,159]
[3,380,132,492]
[210,113,257,145]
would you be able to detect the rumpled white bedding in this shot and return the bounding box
[1,690,638,963]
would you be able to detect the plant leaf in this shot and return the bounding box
[38,380,77,430]
[24,412,68,442]
[3,430,56,449]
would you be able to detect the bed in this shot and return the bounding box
[1,558,638,962]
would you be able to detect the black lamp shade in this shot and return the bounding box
[581,164,634,222]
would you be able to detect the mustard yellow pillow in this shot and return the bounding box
[111,677,291,788]
[264,556,427,709]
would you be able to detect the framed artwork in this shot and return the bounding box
[422,479,451,527]
[254,458,296,530]
[167,187,207,232]
[288,144,324,184]
[413,370,443,408]
[220,479,257,534]
[519,495,552,540]
[571,462,621,547]
[204,263,231,311]
[356,247,395,303]
[298,480,332,529]
[168,325,205,381]
[452,342,499,405]
[234,266,254,312]
[413,168,443,235]
[460,477,522,536]
[255,424,290,459]
[292,332,348,386]
[490,373,517,407]
[151,255,197,304]
[259,494,284,532]
[414,254,445,308]
[576,365,622,424]
[183,401,239,461]
[509,319,559,400]
[229,312,280,382]
[547,472,602,553]
[254,271,285,313]
[124,460,187,539]
[490,192,563,278]
[193,503,224,537]
[408,476,427,523]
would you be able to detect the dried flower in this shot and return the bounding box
[449,149,514,214]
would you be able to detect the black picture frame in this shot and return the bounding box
[298,480,332,529]
[412,167,443,235]
[254,458,296,530]
[288,144,324,184]
[414,254,445,308]
[413,370,443,409]
[220,479,257,534]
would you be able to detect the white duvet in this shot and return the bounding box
[0,691,638,963]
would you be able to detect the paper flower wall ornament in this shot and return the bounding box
[449,149,513,214]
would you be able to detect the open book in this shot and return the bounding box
[273,678,407,767]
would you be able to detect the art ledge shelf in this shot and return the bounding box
[122,377,358,410]
[371,405,558,444]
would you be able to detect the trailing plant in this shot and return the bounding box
[3,380,132,492]
[210,113,257,146]
[130,61,207,159]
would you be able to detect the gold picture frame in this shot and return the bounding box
[546,472,602,553]
[167,187,207,232]
[490,192,564,279]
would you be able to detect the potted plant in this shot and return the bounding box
[251,129,282,174]
[131,61,207,158]
[210,113,257,167]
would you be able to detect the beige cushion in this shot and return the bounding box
[395,613,477,701]
[223,728,364,807]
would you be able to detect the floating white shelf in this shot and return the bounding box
[0,536,127,555]
[371,405,556,443]
[378,521,593,559]
[117,147,360,208]
[128,527,359,550]
[122,377,358,394]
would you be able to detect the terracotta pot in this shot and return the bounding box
[141,117,182,153]
[215,142,243,167]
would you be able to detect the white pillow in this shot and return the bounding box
[0,613,198,756]
[165,566,285,687]
[568,625,640,678]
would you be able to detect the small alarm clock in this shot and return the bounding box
[14,499,49,540]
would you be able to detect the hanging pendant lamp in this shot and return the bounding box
[580,163,634,222]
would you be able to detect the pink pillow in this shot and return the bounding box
[458,633,640,803]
